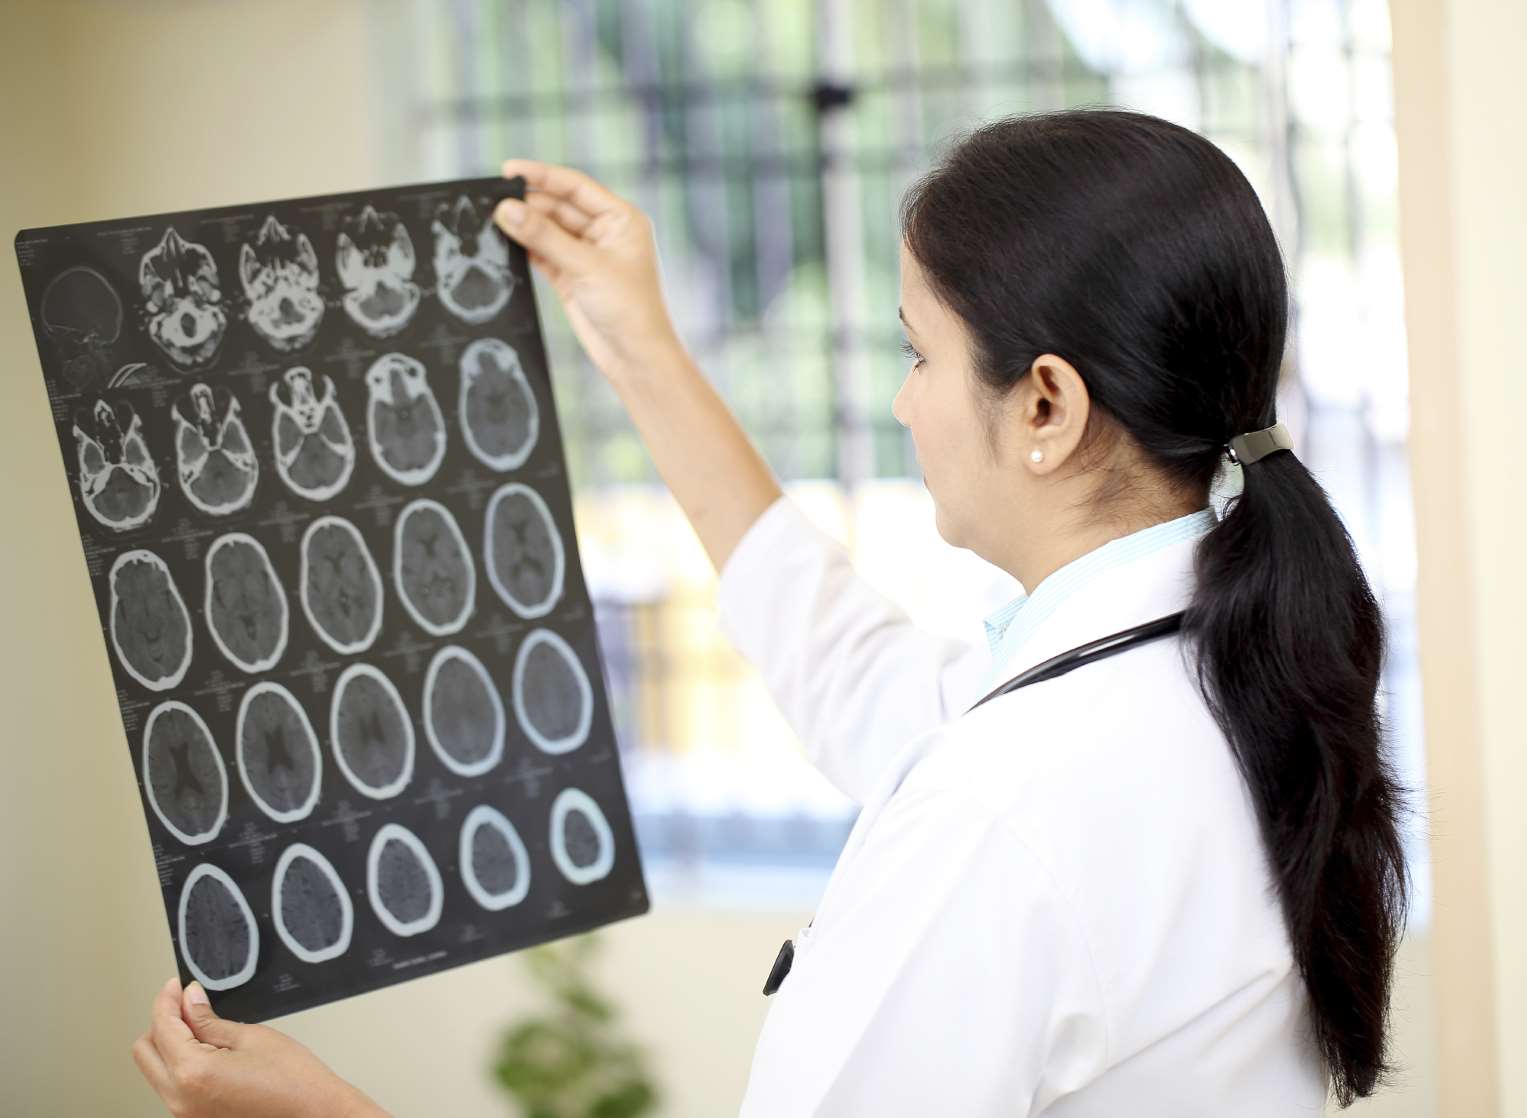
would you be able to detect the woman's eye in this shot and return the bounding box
[900,339,925,368]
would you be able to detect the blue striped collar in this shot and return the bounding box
[979,508,1216,690]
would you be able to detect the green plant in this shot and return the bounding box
[491,932,661,1118]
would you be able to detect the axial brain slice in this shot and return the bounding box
[459,804,531,912]
[236,683,321,824]
[364,353,446,485]
[335,205,420,338]
[512,629,593,755]
[272,844,352,964]
[172,383,258,515]
[366,823,442,937]
[300,516,383,654]
[394,499,474,635]
[549,788,615,886]
[423,646,504,776]
[109,550,192,691]
[330,664,415,799]
[270,366,355,501]
[72,398,160,530]
[484,483,565,618]
[142,701,226,846]
[177,864,258,991]
[432,195,515,325]
[459,338,538,472]
[204,533,288,673]
[241,215,324,352]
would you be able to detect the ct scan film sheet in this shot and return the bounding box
[14,176,650,1021]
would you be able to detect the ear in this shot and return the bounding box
[1018,353,1091,473]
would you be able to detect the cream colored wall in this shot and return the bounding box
[1392,1,1527,1115]
[0,2,1476,1116]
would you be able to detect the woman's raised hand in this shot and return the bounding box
[131,977,388,1118]
[495,160,683,382]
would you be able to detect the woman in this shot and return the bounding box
[133,108,1409,1116]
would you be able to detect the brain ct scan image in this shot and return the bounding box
[459,337,538,472]
[270,366,355,501]
[17,176,648,1024]
[109,549,193,692]
[432,195,515,325]
[72,398,160,531]
[172,384,259,515]
[240,215,324,352]
[364,352,446,486]
[335,205,420,338]
[138,226,227,370]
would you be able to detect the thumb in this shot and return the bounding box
[181,981,244,1049]
[493,198,587,274]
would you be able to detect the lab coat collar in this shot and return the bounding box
[970,528,1207,712]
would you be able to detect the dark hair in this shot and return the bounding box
[901,108,1409,1105]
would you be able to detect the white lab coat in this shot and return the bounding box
[717,496,1328,1117]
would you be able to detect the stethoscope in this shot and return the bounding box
[762,609,1187,997]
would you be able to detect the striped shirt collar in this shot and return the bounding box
[980,508,1217,686]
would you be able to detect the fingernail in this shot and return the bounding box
[186,982,209,1008]
[496,199,524,226]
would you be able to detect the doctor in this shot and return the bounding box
[133,108,1408,1116]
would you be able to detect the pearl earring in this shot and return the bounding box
[1029,449,1044,464]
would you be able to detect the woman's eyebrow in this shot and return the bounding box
[898,306,920,338]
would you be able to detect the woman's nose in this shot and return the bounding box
[890,377,912,430]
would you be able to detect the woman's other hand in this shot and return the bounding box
[495,159,683,384]
[131,977,388,1118]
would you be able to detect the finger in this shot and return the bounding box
[132,1032,171,1095]
[182,980,244,1049]
[500,159,627,218]
[493,199,589,275]
[151,977,197,1066]
[524,190,593,236]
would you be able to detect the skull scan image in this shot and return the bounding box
[511,628,593,755]
[459,337,539,472]
[363,353,446,486]
[204,533,289,674]
[335,206,420,338]
[41,265,124,390]
[299,515,383,655]
[366,822,443,938]
[240,215,324,352]
[484,482,565,619]
[236,682,322,825]
[549,787,616,887]
[171,384,258,516]
[177,863,259,991]
[72,398,160,531]
[138,226,227,369]
[271,843,353,965]
[458,804,531,912]
[394,499,475,636]
[422,645,504,777]
[142,700,228,847]
[108,549,193,692]
[431,195,515,325]
[270,366,355,501]
[330,663,415,800]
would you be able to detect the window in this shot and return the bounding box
[377,0,1427,917]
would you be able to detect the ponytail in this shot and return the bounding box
[901,108,1412,1104]
[1187,449,1409,1104]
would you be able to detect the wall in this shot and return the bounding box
[1391,0,1527,1113]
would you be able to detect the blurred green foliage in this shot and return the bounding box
[492,933,660,1118]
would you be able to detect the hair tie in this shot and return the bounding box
[1225,421,1293,466]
